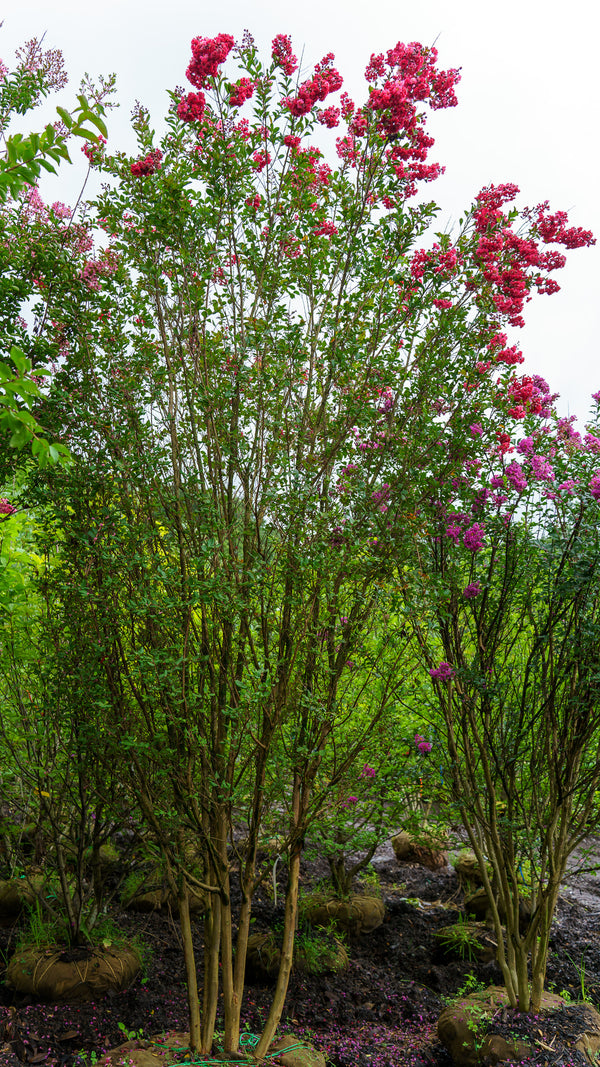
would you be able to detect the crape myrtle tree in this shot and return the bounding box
[0,519,133,943]
[396,367,600,1010]
[25,31,594,1053]
[305,698,441,897]
[0,35,109,468]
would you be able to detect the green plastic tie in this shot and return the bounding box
[150,1034,307,1065]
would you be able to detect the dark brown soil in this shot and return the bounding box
[1,840,600,1067]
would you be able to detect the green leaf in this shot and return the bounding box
[9,347,30,375]
[71,127,101,142]
[56,106,74,128]
[12,378,42,397]
[78,110,108,138]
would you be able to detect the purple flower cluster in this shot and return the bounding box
[463,582,481,599]
[463,522,485,553]
[429,661,455,682]
[414,734,432,754]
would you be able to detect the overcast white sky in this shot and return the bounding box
[2,0,598,423]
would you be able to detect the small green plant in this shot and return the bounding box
[356,864,382,896]
[75,1052,98,1066]
[298,882,337,919]
[294,922,347,975]
[117,1021,145,1042]
[436,915,484,962]
[443,977,489,1055]
[452,972,487,999]
[566,952,592,1003]
[17,900,68,950]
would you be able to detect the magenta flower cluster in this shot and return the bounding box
[429,662,455,682]
[463,582,481,599]
[414,733,432,754]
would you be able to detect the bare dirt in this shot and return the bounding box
[2,838,600,1067]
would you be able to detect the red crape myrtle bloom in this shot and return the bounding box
[130,149,163,176]
[186,33,235,89]
[367,42,460,139]
[317,106,340,128]
[271,34,298,76]
[472,185,595,328]
[177,91,206,123]
[229,78,255,107]
[284,53,343,118]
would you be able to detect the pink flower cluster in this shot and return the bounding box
[590,473,600,501]
[186,33,235,89]
[284,134,301,150]
[0,498,17,516]
[429,662,455,682]
[463,582,481,600]
[130,149,163,177]
[317,106,341,128]
[445,513,485,554]
[360,764,377,777]
[506,374,555,420]
[487,334,524,366]
[271,34,298,76]
[82,135,107,166]
[229,78,255,107]
[80,249,119,291]
[473,185,595,327]
[313,219,338,238]
[371,483,390,512]
[359,43,458,194]
[177,92,206,123]
[410,244,460,281]
[284,53,343,117]
[463,522,485,553]
[367,42,459,125]
[506,460,527,492]
[531,203,595,250]
[377,387,393,413]
[252,151,271,172]
[414,733,432,754]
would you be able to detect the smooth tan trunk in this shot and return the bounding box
[202,897,221,1053]
[253,844,301,1059]
[178,887,201,1052]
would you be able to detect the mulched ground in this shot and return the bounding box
[1,842,600,1067]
